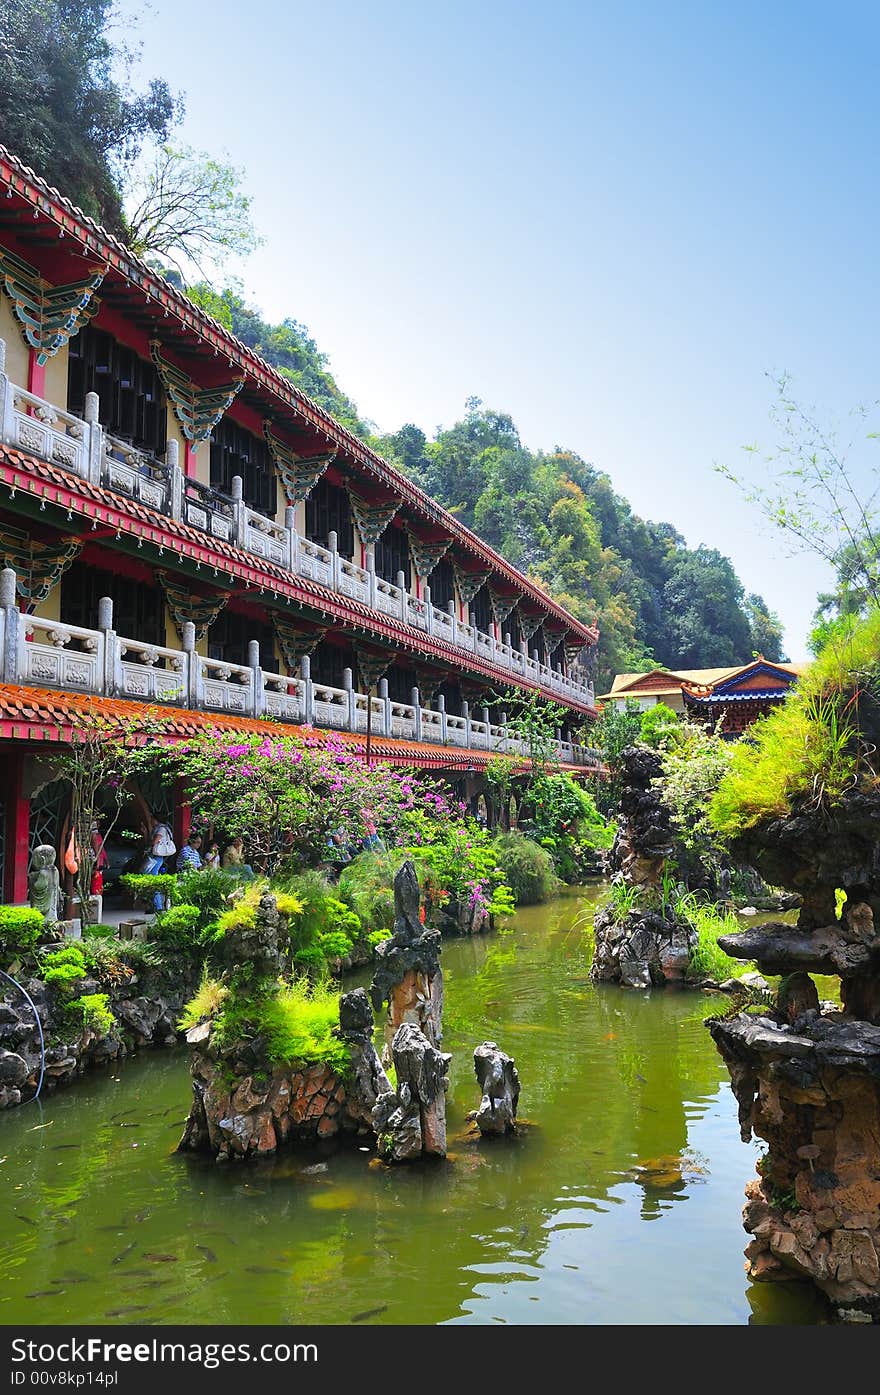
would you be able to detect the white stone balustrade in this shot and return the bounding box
[0,343,597,711]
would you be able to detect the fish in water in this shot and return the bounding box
[117,1268,152,1278]
[110,1109,136,1120]
[351,1306,387,1323]
[15,1213,37,1227]
[51,1144,79,1151]
[117,1122,140,1128]
[105,1305,150,1317]
[26,1290,64,1298]
[112,1243,136,1265]
[134,1208,152,1223]
[196,1245,217,1263]
[54,1272,92,1285]
[143,1253,178,1263]
[53,1237,75,1248]
[300,1163,328,1175]
[121,1277,172,1291]
[244,1265,285,1276]
[635,1072,647,1085]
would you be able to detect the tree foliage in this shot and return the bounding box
[0,0,180,231]
[125,145,260,280]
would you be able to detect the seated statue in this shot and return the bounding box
[28,844,63,925]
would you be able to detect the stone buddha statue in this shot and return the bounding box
[28,844,63,925]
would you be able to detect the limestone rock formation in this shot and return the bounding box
[591,746,696,987]
[371,860,443,1048]
[473,1040,520,1135]
[373,1021,451,1161]
[710,785,880,1320]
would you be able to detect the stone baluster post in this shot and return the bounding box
[379,676,391,737]
[167,438,183,522]
[300,653,314,725]
[182,621,200,710]
[437,691,447,744]
[424,584,433,636]
[248,639,263,719]
[366,549,377,609]
[343,666,357,732]
[285,504,297,573]
[231,475,247,548]
[411,686,422,742]
[500,709,508,753]
[397,570,407,623]
[448,599,458,646]
[328,529,340,591]
[462,698,472,748]
[0,566,19,685]
[97,595,118,697]
[83,390,103,485]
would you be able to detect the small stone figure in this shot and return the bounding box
[473,1041,520,1135]
[337,988,391,1131]
[28,844,62,925]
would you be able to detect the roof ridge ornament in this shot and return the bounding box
[149,341,243,444]
[0,246,106,363]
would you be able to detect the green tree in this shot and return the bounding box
[743,592,787,662]
[0,0,180,230]
[125,144,261,280]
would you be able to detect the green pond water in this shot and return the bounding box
[0,885,828,1326]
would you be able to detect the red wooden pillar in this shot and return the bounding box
[184,444,199,479]
[172,777,191,851]
[27,352,46,399]
[4,748,30,904]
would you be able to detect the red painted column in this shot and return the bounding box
[173,777,191,850]
[4,748,30,904]
[184,443,199,479]
[27,352,46,399]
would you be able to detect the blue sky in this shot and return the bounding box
[120,0,880,660]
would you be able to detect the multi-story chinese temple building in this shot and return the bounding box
[0,145,600,904]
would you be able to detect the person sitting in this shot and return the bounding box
[203,841,221,871]
[361,819,386,853]
[176,834,204,873]
[325,826,352,871]
[221,837,254,879]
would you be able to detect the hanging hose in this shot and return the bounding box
[0,966,45,1104]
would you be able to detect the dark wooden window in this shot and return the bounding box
[386,664,417,703]
[505,610,521,649]
[210,418,277,517]
[532,629,546,662]
[208,610,277,672]
[67,326,166,456]
[374,525,410,587]
[305,479,354,559]
[471,584,492,635]
[429,558,454,609]
[61,561,164,647]
[439,680,462,717]
[310,637,355,690]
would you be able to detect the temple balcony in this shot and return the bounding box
[0,345,596,713]
[0,568,602,769]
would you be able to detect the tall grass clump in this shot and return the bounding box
[678,893,750,981]
[337,851,398,933]
[710,608,880,838]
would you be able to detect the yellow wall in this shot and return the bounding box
[43,343,68,407]
[31,587,61,624]
[0,298,28,384]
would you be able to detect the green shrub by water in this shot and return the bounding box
[152,902,202,950]
[0,905,44,960]
[337,852,400,934]
[40,943,87,991]
[492,833,558,904]
[68,992,115,1036]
